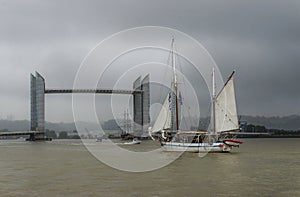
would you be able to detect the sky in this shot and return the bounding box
[0,0,300,122]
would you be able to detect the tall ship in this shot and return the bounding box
[149,39,243,152]
[121,109,135,140]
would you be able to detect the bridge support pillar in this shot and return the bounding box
[30,72,47,140]
[28,133,35,141]
[133,75,150,133]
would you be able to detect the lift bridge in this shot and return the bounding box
[26,71,150,141]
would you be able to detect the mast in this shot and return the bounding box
[123,110,127,134]
[212,68,216,135]
[126,109,130,133]
[123,109,130,133]
[171,38,179,131]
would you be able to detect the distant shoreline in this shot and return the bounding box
[238,135,300,138]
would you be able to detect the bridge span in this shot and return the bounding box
[29,72,150,141]
[0,131,48,141]
[45,89,142,94]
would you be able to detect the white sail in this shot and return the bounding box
[215,73,239,132]
[150,96,172,133]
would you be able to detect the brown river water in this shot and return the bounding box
[0,138,299,197]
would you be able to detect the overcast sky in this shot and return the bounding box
[0,0,299,122]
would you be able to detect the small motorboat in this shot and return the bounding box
[223,139,243,147]
[123,138,141,145]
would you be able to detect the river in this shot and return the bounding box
[0,138,299,196]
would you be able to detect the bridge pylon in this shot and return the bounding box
[30,72,47,140]
[133,75,150,134]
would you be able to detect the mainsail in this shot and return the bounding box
[150,96,172,133]
[214,72,239,132]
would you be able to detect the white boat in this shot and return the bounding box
[161,131,233,152]
[96,137,102,142]
[149,38,242,153]
[123,138,141,145]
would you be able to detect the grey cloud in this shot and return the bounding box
[0,0,299,122]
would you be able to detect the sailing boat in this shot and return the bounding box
[149,39,242,153]
[121,110,135,140]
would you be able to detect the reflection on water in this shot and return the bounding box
[0,138,299,196]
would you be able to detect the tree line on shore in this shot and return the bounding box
[240,124,300,137]
[45,130,80,139]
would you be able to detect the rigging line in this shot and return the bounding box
[157,46,172,105]
[182,102,193,130]
[174,40,195,129]
[156,43,173,130]
[181,115,188,130]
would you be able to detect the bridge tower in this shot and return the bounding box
[133,75,150,133]
[30,72,46,140]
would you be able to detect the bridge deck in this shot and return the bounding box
[45,89,142,94]
[0,131,44,136]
